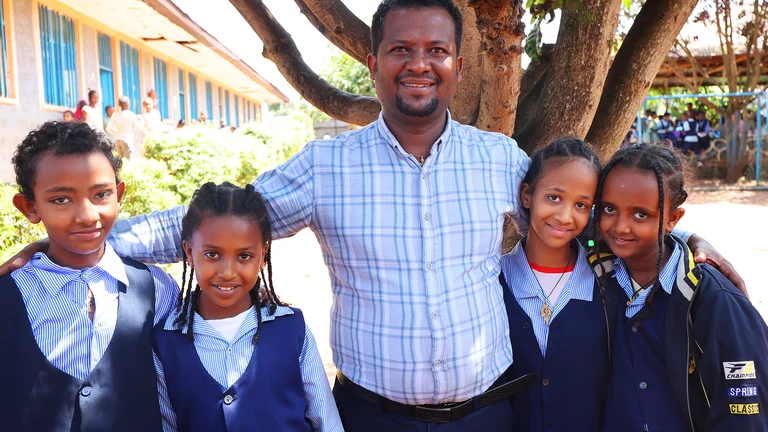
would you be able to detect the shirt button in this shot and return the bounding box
[639,381,648,390]
[434,360,441,367]
[421,172,427,180]
[522,322,530,330]
[80,386,93,397]
[426,262,433,270]
[424,213,430,221]
[431,311,438,319]
[223,394,234,405]
[542,379,550,386]
[227,347,233,354]
[632,326,638,333]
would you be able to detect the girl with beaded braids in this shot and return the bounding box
[591,144,768,431]
[151,182,343,432]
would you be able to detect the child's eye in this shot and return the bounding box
[634,212,648,220]
[203,251,219,259]
[547,195,560,202]
[50,197,71,204]
[602,206,615,214]
[576,202,588,210]
[238,253,253,261]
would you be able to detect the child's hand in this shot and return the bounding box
[0,240,49,276]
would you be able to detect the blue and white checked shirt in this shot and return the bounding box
[10,244,179,379]
[500,241,595,356]
[155,305,343,432]
[614,241,681,318]
[110,111,531,404]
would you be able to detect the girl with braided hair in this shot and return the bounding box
[594,144,768,431]
[152,182,342,431]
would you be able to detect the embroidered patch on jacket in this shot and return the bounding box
[728,386,758,397]
[723,361,757,380]
[730,403,760,415]
[688,353,696,374]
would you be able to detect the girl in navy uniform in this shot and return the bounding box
[152,182,343,431]
[592,144,768,431]
[499,137,620,432]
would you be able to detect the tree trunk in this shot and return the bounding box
[448,1,484,125]
[512,0,622,153]
[585,0,701,159]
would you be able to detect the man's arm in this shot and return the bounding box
[109,205,188,264]
[507,140,531,236]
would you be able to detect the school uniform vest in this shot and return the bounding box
[500,277,611,432]
[153,308,312,432]
[0,258,162,432]
[604,289,688,431]
[684,118,698,142]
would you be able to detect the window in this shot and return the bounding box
[153,57,168,118]
[178,68,185,121]
[205,81,212,120]
[189,73,197,120]
[97,33,114,108]
[120,41,141,110]
[218,86,222,120]
[234,94,239,127]
[225,89,230,126]
[0,0,11,98]
[38,4,77,107]
[247,100,251,122]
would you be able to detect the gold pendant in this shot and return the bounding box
[541,303,553,326]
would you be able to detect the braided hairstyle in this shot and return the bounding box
[594,143,688,321]
[174,182,284,344]
[523,136,601,193]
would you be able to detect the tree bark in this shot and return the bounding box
[230,0,380,126]
[469,0,526,135]
[585,0,699,159]
[293,0,371,64]
[513,0,622,153]
[447,1,484,125]
[515,44,554,131]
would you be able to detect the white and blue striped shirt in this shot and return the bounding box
[500,241,596,355]
[10,244,179,379]
[110,110,531,404]
[155,305,343,432]
[614,241,682,318]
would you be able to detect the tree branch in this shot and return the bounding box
[585,0,698,159]
[293,0,371,64]
[513,0,622,153]
[230,0,380,126]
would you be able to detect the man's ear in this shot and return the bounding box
[666,207,686,232]
[520,183,532,210]
[12,194,41,224]
[366,53,377,81]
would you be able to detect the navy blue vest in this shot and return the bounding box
[604,289,688,431]
[153,307,312,431]
[501,276,611,432]
[0,258,162,432]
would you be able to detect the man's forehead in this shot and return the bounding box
[381,7,456,41]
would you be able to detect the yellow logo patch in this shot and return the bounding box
[730,404,760,415]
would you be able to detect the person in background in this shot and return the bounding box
[63,110,75,122]
[198,111,208,124]
[82,90,105,133]
[107,96,144,160]
[219,119,226,130]
[141,97,164,133]
[641,110,658,143]
[176,120,185,129]
[104,105,116,142]
[696,111,712,163]
[656,112,675,146]
[74,100,87,121]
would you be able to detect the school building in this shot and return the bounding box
[0,0,288,181]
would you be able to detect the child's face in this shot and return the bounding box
[521,159,598,252]
[63,112,74,122]
[598,165,684,264]
[12,152,125,269]
[184,215,266,320]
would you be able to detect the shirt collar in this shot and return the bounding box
[164,302,294,335]
[24,244,128,296]
[614,237,682,297]
[504,240,594,302]
[376,110,454,154]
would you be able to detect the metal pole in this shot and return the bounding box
[639,99,647,143]
[757,93,763,184]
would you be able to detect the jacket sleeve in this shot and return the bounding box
[693,267,768,431]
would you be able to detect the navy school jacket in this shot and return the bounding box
[589,234,768,431]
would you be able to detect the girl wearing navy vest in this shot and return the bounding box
[152,182,343,431]
[592,144,768,431]
[499,137,619,432]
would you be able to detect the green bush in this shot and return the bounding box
[119,159,182,218]
[0,183,47,263]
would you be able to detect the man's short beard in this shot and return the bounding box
[395,95,439,118]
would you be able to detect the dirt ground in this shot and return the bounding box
[269,190,768,383]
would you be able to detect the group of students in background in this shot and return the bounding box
[638,103,712,167]
[1,118,766,431]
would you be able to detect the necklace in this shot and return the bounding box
[418,155,426,166]
[536,248,572,326]
[626,277,655,306]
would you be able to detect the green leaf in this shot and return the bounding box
[622,0,632,10]
[524,17,543,65]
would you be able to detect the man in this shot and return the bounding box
[106,96,143,160]
[81,90,104,132]
[0,0,745,430]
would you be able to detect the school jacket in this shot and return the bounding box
[588,235,768,431]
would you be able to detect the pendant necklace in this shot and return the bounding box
[537,248,572,326]
[626,277,655,306]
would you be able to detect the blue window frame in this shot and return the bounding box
[178,68,185,121]
[188,73,197,120]
[218,86,222,120]
[225,89,230,126]
[205,81,213,120]
[120,41,141,110]
[38,4,77,108]
[97,33,114,109]
[247,101,251,122]
[234,94,239,127]
[153,57,168,118]
[1,0,10,98]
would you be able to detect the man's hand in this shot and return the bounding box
[0,240,49,276]
[687,234,748,298]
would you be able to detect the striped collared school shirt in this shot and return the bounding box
[154,305,343,432]
[110,110,531,405]
[614,241,681,318]
[10,244,179,379]
[501,241,596,356]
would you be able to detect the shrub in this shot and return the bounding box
[119,159,182,218]
[0,183,47,262]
